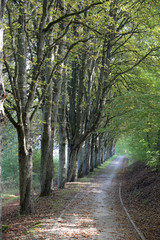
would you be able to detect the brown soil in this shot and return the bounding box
[2,159,160,239]
[121,161,160,240]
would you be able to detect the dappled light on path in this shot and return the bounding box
[20,157,140,240]
[49,213,99,239]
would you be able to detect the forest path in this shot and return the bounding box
[22,157,141,240]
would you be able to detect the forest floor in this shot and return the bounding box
[2,157,160,240]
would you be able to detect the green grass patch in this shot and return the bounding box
[2,193,19,206]
[26,221,42,235]
[2,225,8,231]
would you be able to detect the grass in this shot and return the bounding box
[26,221,42,235]
[2,193,19,206]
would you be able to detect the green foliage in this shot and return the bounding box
[2,123,19,191]
[32,150,41,189]
[53,155,59,184]
[2,0,160,204]
[115,131,160,169]
[2,225,8,231]
[146,150,160,169]
[32,149,59,189]
[115,137,130,156]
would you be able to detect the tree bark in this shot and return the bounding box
[83,137,91,176]
[58,67,67,188]
[67,146,78,182]
[40,82,53,196]
[94,135,99,168]
[78,144,84,178]
[40,37,53,196]
[16,1,34,214]
[17,125,34,214]
[58,122,66,188]
[90,134,95,172]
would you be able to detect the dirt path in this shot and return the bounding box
[21,156,141,240]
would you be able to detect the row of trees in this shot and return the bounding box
[0,0,159,220]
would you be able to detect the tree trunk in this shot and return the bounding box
[67,146,78,182]
[40,80,53,196]
[58,68,67,188]
[16,1,34,214]
[83,137,91,176]
[17,126,34,214]
[94,135,99,168]
[58,122,66,188]
[78,144,84,178]
[97,136,101,166]
[90,134,95,172]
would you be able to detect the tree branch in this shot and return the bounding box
[4,106,18,129]
[30,37,93,121]
[43,1,106,33]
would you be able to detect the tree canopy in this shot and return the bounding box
[0,0,160,217]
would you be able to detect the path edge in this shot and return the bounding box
[119,182,146,240]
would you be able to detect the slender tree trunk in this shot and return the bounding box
[40,17,65,195]
[17,125,34,214]
[16,1,34,214]
[100,135,104,164]
[90,134,95,172]
[94,135,99,168]
[40,50,53,196]
[97,136,102,166]
[58,67,67,188]
[78,144,84,178]
[67,146,78,182]
[58,122,66,188]
[83,137,91,176]
[40,81,53,196]
[103,144,106,162]
[106,141,113,160]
